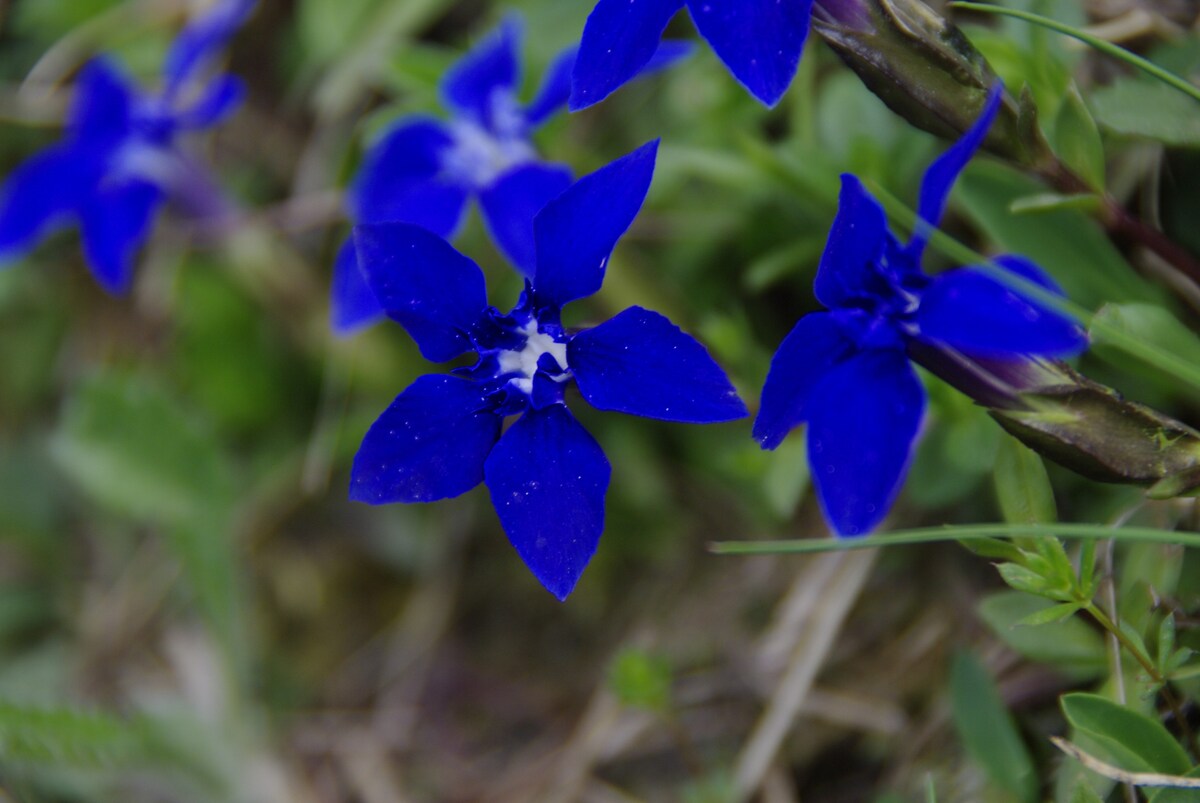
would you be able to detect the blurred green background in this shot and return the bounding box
[0,0,1199,800]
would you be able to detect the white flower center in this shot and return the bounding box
[442,92,534,188]
[497,320,569,396]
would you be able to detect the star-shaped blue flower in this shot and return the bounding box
[570,0,813,110]
[0,0,253,294]
[350,141,747,600]
[331,15,689,336]
[753,86,1088,537]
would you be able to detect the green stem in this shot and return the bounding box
[710,524,1200,556]
[949,2,1200,104]
[1084,602,1200,758]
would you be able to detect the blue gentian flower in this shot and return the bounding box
[331,15,690,335]
[753,86,1088,537]
[571,0,813,109]
[350,141,747,600]
[0,0,253,294]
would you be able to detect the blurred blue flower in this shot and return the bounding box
[753,85,1088,537]
[571,0,812,109]
[350,142,747,600]
[0,0,253,294]
[331,15,689,336]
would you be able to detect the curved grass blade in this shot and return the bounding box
[950,2,1200,104]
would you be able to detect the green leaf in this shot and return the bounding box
[977,592,1107,678]
[1053,83,1106,191]
[1090,303,1200,380]
[1016,602,1082,627]
[608,649,673,714]
[1069,781,1105,803]
[1009,193,1102,215]
[950,652,1038,803]
[51,374,236,527]
[1061,692,1191,775]
[0,702,155,768]
[1091,79,1200,147]
[1158,614,1177,669]
[995,437,1057,525]
[957,160,1156,309]
[998,562,1054,595]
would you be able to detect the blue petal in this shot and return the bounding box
[0,146,92,261]
[350,374,501,504]
[909,83,1003,259]
[440,15,521,125]
[484,404,611,600]
[354,222,488,362]
[70,58,136,143]
[164,0,255,95]
[532,140,658,309]
[479,162,572,275]
[352,118,467,236]
[524,46,577,128]
[814,174,891,309]
[177,74,245,129]
[569,305,747,423]
[643,39,695,74]
[917,256,1088,358]
[685,0,811,107]
[806,350,925,537]
[80,180,162,294]
[330,238,384,336]
[753,311,861,450]
[569,0,685,111]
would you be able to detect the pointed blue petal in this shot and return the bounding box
[917,256,1087,357]
[532,140,658,308]
[178,74,245,129]
[569,306,747,423]
[164,0,255,94]
[753,311,861,450]
[70,58,135,143]
[806,350,925,537]
[524,46,577,128]
[351,374,500,504]
[352,118,468,236]
[479,162,572,275]
[354,222,487,362]
[814,174,891,308]
[484,405,611,600]
[80,179,162,295]
[569,0,685,111]
[330,238,385,336]
[685,0,811,107]
[909,83,1003,258]
[440,15,521,125]
[0,146,91,261]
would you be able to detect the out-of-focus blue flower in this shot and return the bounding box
[350,142,747,600]
[0,0,253,294]
[331,15,690,336]
[571,0,812,110]
[753,85,1087,537]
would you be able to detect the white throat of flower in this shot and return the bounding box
[443,91,534,188]
[497,320,569,396]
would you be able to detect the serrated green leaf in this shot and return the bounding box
[995,437,1058,526]
[1053,83,1106,191]
[1062,693,1191,775]
[978,592,1107,678]
[950,652,1038,803]
[1091,79,1200,148]
[1016,602,1082,627]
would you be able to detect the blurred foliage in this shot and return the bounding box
[0,0,1197,800]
